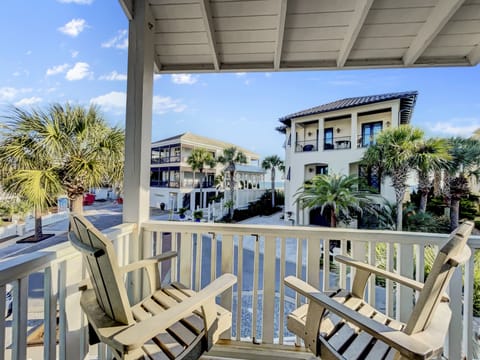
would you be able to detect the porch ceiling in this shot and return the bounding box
[119,0,480,73]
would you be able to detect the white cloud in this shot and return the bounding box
[171,74,197,85]
[14,97,43,107]
[71,50,79,58]
[90,91,186,115]
[153,96,187,114]
[429,120,480,137]
[57,0,93,4]
[90,91,126,112]
[46,63,69,76]
[102,30,128,50]
[99,71,127,81]
[0,87,32,101]
[65,62,92,81]
[154,74,162,81]
[58,18,87,37]
[235,72,246,77]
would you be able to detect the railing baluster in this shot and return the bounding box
[386,242,394,317]
[323,239,330,292]
[236,235,243,341]
[339,239,347,289]
[210,232,217,281]
[295,238,303,347]
[367,241,375,306]
[262,235,276,344]
[308,236,321,290]
[447,267,463,359]
[44,264,58,360]
[179,231,193,288]
[397,243,414,322]
[220,234,234,339]
[0,285,5,360]
[252,234,260,343]
[279,237,286,344]
[415,244,425,301]
[195,232,202,291]
[463,247,474,360]
[12,277,28,360]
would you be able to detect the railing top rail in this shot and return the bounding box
[142,220,452,245]
[0,242,77,286]
[467,234,480,248]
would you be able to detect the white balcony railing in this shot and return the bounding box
[0,221,478,359]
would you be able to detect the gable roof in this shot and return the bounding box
[277,91,418,132]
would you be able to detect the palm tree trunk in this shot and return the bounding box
[229,170,235,219]
[271,168,275,208]
[396,201,403,231]
[419,191,428,213]
[330,212,337,228]
[450,197,460,231]
[199,170,204,208]
[34,205,43,241]
[71,195,84,214]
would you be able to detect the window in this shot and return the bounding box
[286,167,291,180]
[316,165,328,175]
[359,165,380,193]
[361,121,383,147]
[287,133,291,146]
[324,128,334,150]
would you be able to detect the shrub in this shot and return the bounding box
[403,212,450,233]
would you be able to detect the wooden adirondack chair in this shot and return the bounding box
[285,221,474,360]
[69,213,237,360]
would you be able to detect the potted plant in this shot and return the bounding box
[193,210,203,222]
[178,207,187,219]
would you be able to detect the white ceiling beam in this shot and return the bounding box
[403,0,466,66]
[199,0,220,71]
[337,0,374,68]
[468,44,480,65]
[274,0,288,70]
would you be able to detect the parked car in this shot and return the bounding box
[5,284,12,318]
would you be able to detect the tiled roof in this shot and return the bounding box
[277,91,418,132]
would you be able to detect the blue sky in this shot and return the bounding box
[1,0,479,158]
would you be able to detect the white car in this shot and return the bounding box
[5,284,12,318]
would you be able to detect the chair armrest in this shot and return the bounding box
[285,276,440,360]
[119,251,178,274]
[334,255,449,302]
[119,251,177,292]
[112,273,237,352]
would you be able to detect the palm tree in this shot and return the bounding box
[361,125,424,231]
[187,148,216,208]
[410,137,451,213]
[295,173,380,227]
[0,104,124,240]
[261,155,284,208]
[445,137,480,230]
[218,147,247,217]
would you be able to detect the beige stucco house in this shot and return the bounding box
[278,91,418,226]
[150,132,264,211]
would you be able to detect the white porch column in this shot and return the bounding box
[318,117,324,151]
[124,0,154,225]
[351,112,357,149]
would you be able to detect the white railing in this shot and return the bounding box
[140,221,478,360]
[0,221,477,359]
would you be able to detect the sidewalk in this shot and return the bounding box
[238,210,287,226]
[0,201,123,260]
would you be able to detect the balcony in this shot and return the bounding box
[324,136,352,150]
[295,140,318,152]
[1,221,478,359]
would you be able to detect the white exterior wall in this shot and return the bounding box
[283,99,405,225]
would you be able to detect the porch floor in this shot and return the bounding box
[201,340,317,360]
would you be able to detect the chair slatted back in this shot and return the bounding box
[69,213,134,325]
[404,221,473,334]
